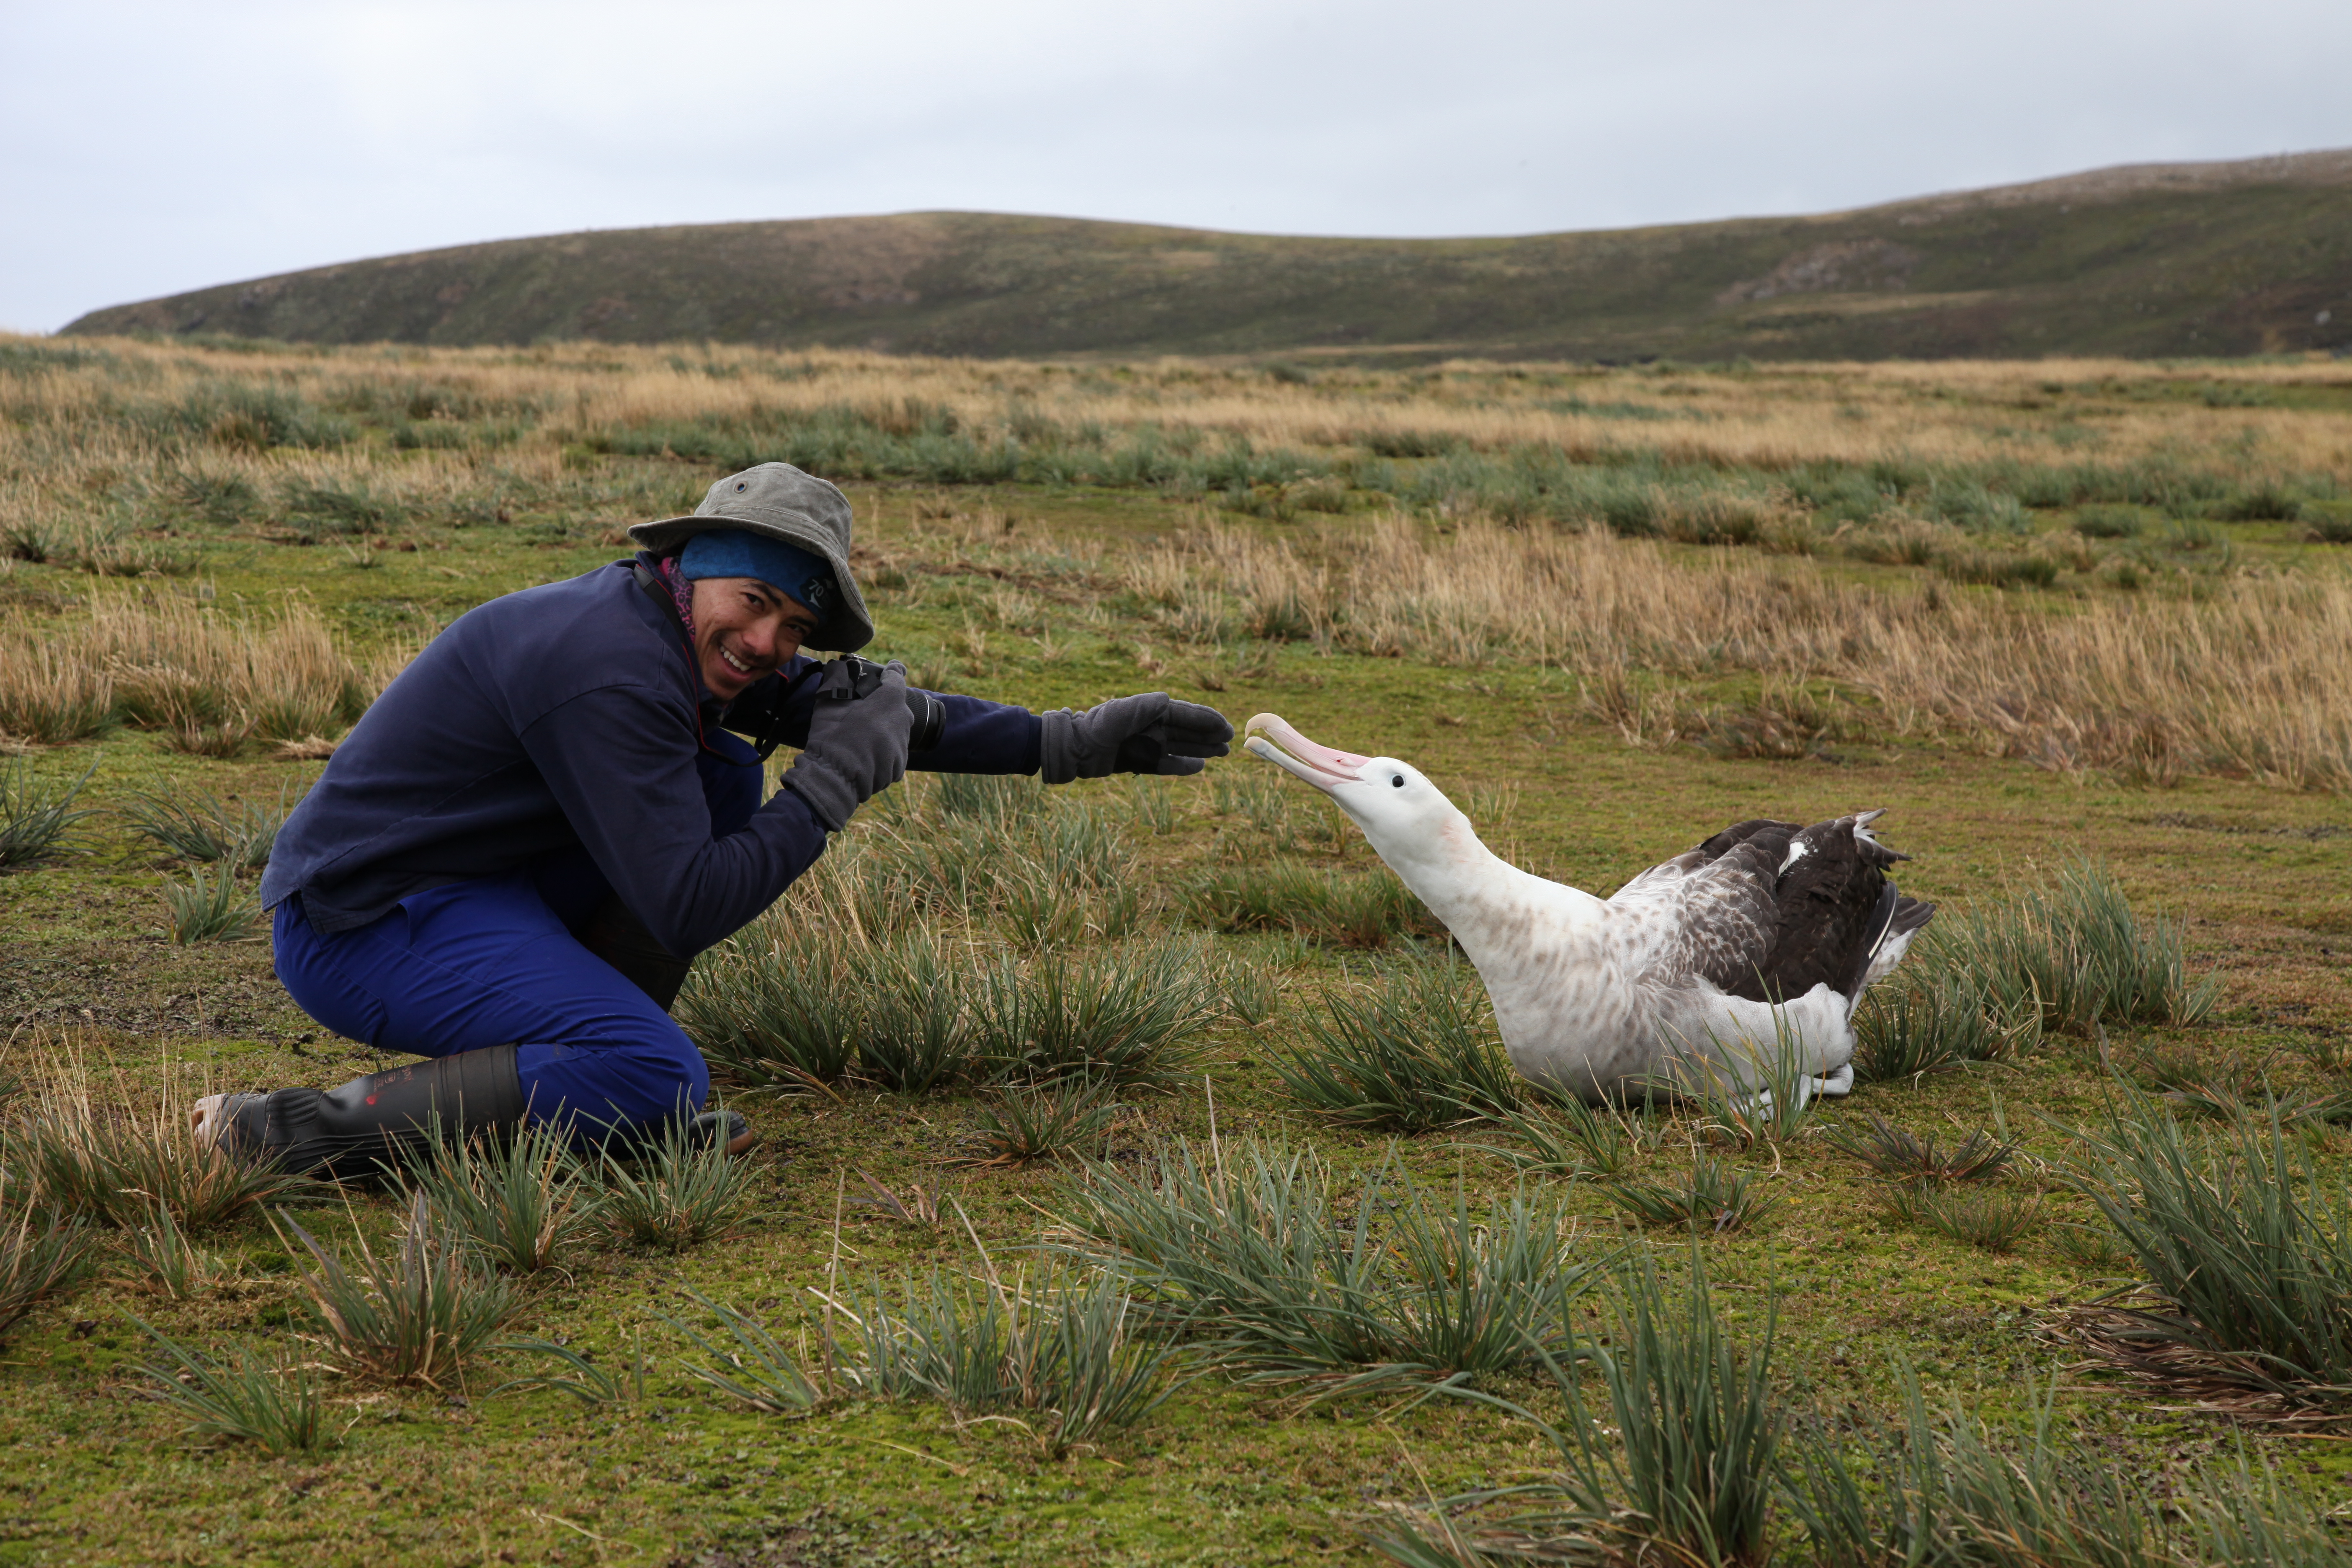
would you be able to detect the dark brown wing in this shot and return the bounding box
[1619,811,1932,1004]
[1725,811,1926,1003]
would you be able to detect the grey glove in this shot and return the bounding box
[783,658,912,830]
[1039,692,1234,783]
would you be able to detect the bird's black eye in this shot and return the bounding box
[1391,774,1405,788]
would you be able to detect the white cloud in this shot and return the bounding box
[2,0,2346,330]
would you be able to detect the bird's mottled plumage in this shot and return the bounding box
[1614,812,1932,1005]
[1243,715,1935,1104]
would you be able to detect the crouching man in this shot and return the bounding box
[199,462,1231,1176]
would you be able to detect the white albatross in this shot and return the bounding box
[1244,713,1934,1104]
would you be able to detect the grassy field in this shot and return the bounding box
[0,336,2348,1565]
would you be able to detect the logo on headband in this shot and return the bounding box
[799,575,835,616]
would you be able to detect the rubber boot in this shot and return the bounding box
[691,1109,756,1156]
[214,1044,526,1182]
[578,895,693,1013]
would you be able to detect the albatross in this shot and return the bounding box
[1244,714,1934,1104]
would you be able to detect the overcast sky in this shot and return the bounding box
[3,0,2347,333]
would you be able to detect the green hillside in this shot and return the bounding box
[63,150,2352,361]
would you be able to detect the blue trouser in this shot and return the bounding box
[271,732,766,1139]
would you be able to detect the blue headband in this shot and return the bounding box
[677,530,836,620]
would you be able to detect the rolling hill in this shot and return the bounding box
[63,150,2352,362]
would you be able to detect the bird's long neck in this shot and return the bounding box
[1370,814,1606,978]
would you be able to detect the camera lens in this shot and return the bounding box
[910,691,946,752]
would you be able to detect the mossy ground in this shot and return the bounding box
[2,467,2350,1566]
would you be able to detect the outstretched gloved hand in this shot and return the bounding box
[1039,692,1234,783]
[783,657,912,829]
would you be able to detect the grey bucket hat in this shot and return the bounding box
[628,463,874,653]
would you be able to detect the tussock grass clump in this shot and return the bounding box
[676,921,867,1091]
[1578,1254,1782,1568]
[1373,1252,1783,1568]
[591,1111,755,1251]
[999,805,1143,936]
[161,866,263,944]
[667,1289,823,1416]
[1485,1096,1663,1179]
[0,596,379,758]
[1186,864,1430,948]
[2120,1039,2337,1123]
[135,1326,337,1455]
[934,769,1051,827]
[1604,1152,1780,1235]
[0,759,98,869]
[2051,1220,2135,1272]
[2066,1098,2352,1418]
[279,1197,518,1386]
[1790,1372,2169,1568]
[1872,1183,2043,1253]
[1853,971,2035,1082]
[1057,1140,1600,1397]
[958,1078,1120,1168]
[397,1122,596,1274]
[829,1257,1182,1454]
[1215,951,1283,1026]
[2074,503,2143,538]
[1668,1031,1824,1151]
[1930,859,2218,1035]
[0,642,113,744]
[1827,1116,2018,1184]
[121,787,291,869]
[93,596,369,753]
[498,1332,650,1408]
[115,1202,220,1300]
[686,916,1212,1094]
[681,922,980,1093]
[847,936,981,1094]
[6,1053,312,1228]
[1274,963,1519,1132]
[2181,1454,2352,1568]
[0,1179,95,1345]
[972,941,1216,1088]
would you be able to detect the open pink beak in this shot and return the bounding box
[1244,713,1372,788]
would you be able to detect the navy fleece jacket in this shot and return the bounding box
[260,558,1041,954]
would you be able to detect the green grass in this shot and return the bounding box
[278,1197,520,1386]
[0,1185,95,1345]
[1057,1141,1605,1400]
[1273,960,1520,1131]
[160,864,263,943]
[0,757,98,868]
[134,1323,338,1456]
[826,1259,1184,1457]
[0,352,2348,1561]
[1604,1151,1783,1235]
[2068,1097,2352,1416]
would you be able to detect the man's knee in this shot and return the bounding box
[523,1026,709,1127]
[647,1032,711,1112]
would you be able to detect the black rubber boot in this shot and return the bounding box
[578,895,693,1013]
[216,1044,527,1182]
[691,1109,756,1156]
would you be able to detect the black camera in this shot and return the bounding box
[823,655,946,753]
[727,655,944,759]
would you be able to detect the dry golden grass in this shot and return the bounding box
[1145,514,2352,789]
[0,593,382,752]
[1,331,2345,787]
[5,337,2348,510]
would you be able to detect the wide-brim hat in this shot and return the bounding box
[628,462,874,653]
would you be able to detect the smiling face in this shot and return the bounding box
[689,575,820,700]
